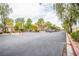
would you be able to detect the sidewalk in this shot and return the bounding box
[1,33,20,36]
[66,33,79,56]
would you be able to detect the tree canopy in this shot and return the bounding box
[0,3,12,32]
[4,17,13,27]
[0,3,12,23]
[54,3,79,33]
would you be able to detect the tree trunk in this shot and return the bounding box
[1,16,6,33]
[69,17,73,34]
[69,22,72,34]
[76,21,77,31]
[70,26,72,33]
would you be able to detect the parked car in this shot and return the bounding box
[45,29,55,32]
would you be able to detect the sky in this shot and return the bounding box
[8,3,62,28]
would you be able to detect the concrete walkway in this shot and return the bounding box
[67,33,79,56]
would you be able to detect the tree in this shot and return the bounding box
[0,23,3,28]
[25,18,32,31]
[0,23,3,34]
[0,3,12,32]
[51,25,60,31]
[15,21,24,32]
[72,4,79,31]
[26,18,32,26]
[4,17,13,27]
[62,20,70,32]
[15,18,25,32]
[37,18,44,25]
[31,24,38,32]
[36,18,45,31]
[4,17,13,32]
[54,3,79,33]
[46,21,52,29]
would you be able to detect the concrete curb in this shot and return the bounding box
[67,33,79,56]
[66,33,74,56]
[1,33,20,36]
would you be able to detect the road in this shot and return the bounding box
[0,31,66,56]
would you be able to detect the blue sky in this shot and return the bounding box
[8,3,62,28]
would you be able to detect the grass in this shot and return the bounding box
[71,31,79,42]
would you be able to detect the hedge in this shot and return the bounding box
[71,31,79,42]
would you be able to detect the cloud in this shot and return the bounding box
[44,11,62,27]
[9,3,40,19]
[8,3,62,27]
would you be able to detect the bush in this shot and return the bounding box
[71,31,79,42]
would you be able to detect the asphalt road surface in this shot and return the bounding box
[0,31,66,56]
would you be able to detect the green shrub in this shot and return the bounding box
[71,31,79,42]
